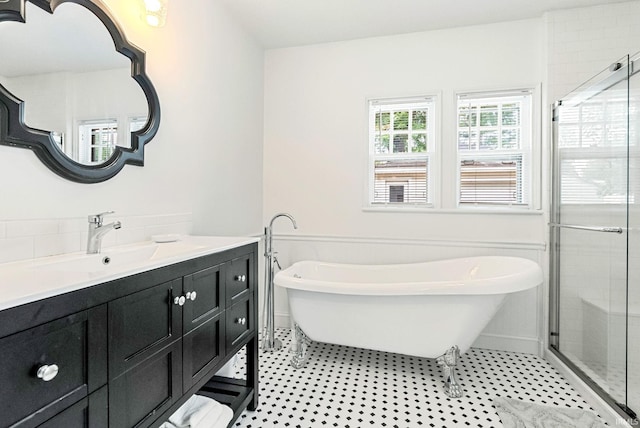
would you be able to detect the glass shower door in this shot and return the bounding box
[627,51,640,415]
[551,55,631,413]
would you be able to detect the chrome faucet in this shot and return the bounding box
[262,213,297,352]
[87,211,121,254]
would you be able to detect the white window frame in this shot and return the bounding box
[455,89,535,209]
[367,95,438,208]
[77,119,118,165]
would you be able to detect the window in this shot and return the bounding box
[78,120,118,164]
[368,97,436,206]
[556,91,631,204]
[457,90,533,207]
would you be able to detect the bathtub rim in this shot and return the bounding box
[274,256,543,296]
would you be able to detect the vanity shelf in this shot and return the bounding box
[0,237,259,428]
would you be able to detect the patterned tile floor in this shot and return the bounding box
[232,329,604,428]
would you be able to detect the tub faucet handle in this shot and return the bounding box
[273,256,282,271]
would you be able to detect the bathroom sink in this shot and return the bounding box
[35,244,160,273]
[32,240,211,274]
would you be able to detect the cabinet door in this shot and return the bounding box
[109,340,182,428]
[182,264,226,391]
[109,278,183,378]
[183,264,224,333]
[0,307,106,428]
[182,313,225,391]
[226,254,253,306]
[38,386,108,428]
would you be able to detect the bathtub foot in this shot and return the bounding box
[289,323,310,369]
[436,345,463,398]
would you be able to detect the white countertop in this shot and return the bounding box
[0,235,259,312]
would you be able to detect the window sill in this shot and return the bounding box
[362,206,544,215]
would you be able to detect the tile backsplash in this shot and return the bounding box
[0,212,192,264]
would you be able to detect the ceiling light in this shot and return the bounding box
[143,0,167,27]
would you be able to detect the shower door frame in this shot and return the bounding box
[548,56,638,424]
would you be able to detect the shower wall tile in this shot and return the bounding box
[546,0,640,102]
[34,233,82,259]
[0,237,33,264]
[6,220,58,238]
[0,212,193,264]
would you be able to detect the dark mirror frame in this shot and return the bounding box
[0,0,160,183]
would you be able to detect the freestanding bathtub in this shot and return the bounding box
[274,256,543,397]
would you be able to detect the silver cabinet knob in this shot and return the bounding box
[174,296,186,306]
[36,364,59,382]
[236,317,247,325]
[235,275,246,282]
[186,291,197,301]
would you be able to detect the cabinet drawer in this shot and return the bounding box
[226,254,253,306]
[0,309,106,428]
[226,297,254,352]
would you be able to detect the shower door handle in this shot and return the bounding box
[549,222,623,234]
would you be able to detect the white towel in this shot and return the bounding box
[166,394,233,428]
[199,403,233,428]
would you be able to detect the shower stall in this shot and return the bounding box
[550,51,640,422]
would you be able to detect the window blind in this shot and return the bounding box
[459,155,525,205]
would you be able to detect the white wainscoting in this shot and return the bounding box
[268,233,547,356]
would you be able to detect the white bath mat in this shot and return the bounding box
[493,396,606,428]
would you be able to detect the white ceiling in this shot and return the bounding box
[219,0,631,49]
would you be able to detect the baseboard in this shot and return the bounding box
[544,349,633,428]
[275,312,291,329]
[472,333,542,355]
[275,313,541,355]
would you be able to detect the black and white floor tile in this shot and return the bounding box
[232,329,605,428]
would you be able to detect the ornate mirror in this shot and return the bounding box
[0,0,160,183]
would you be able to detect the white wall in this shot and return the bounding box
[263,19,547,354]
[0,0,264,258]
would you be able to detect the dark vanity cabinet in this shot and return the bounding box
[0,243,258,428]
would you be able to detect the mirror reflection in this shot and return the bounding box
[0,2,148,165]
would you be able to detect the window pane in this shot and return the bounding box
[480,105,498,126]
[375,112,391,132]
[375,135,390,154]
[393,134,408,152]
[412,110,427,130]
[607,124,627,146]
[458,130,478,151]
[394,111,409,130]
[581,124,604,147]
[412,133,427,152]
[502,103,520,126]
[479,130,498,150]
[559,125,580,148]
[501,129,519,149]
[373,159,428,204]
[459,107,477,128]
[582,102,604,122]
